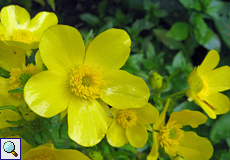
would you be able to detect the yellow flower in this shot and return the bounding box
[24,25,150,147]
[0,5,58,51]
[6,136,90,160]
[186,50,230,119]
[107,103,159,148]
[147,99,213,160]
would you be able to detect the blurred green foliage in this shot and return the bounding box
[0,0,230,159]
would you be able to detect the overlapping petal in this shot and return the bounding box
[135,103,159,125]
[203,66,230,93]
[0,41,25,72]
[198,50,219,76]
[0,5,30,32]
[126,123,148,148]
[107,119,127,147]
[39,25,85,73]
[101,70,150,109]
[85,28,131,72]
[169,110,207,128]
[177,131,213,160]
[27,12,58,39]
[24,70,72,117]
[68,97,108,146]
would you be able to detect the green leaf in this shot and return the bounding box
[213,4,230,49]
[172,51,186,68]
[167,22,189,41]
[34,0,45,6]
[146,42,156,60]
[210,111,230,144]
[220,152,230,160]
[79,13,100,26]
[179,0,202,11]
[84,29,94,44]
[204,1,224,19]
[0,105,18,112]
[132,19,155,34]
[194,28,221,52]
[47,0,55,11]
[6,118,24,125]
[154,29,183,50]
[191,15,208,37]
[8,87,24,93]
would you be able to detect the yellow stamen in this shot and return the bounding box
[158,119,184,147]
[117,109,138,128]
[8,64,36,98]
[12,29,34,43]
[70,65,105,99]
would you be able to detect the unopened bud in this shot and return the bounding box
[148,71,163,90]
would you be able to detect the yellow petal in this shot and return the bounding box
[0,41,25,72]
[24,70,72,117]
[198,50,219,76]
[3,40,39,50]
[203,66,230,93]
[101,70,150,109]
[1,5,30,33]
[187,67,204,95]
[126,122,148,148]
[169,110,207,128]
[39,25,85,73]
[147,131,160,160]
[107,119,127,147]
[0,109,22,129]
[177,131,213,160]
[0,77,22,106]
[68,97,108,146]
[85,28,131,72]
[27,12,58,40]
[135,103,159,125]
[203,92,230,117]
[35,50,43,73]
[51,149,90,160]
[0,22,8,35]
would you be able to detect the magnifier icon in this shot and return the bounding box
[3,141,18,157]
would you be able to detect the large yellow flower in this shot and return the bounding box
[24,25,150,147]
[187,50,230,119]
[107,103,158,148]
[0,5,58,51]
[147,99,213,160]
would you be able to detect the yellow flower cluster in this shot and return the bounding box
[0,4,230,160]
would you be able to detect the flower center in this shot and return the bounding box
[158,119,184,147]
[70,65,105,99]
[12,29,34,43]
[117,109,138,128]
[8,64,37,98]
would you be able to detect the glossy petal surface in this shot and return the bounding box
[27,12,58,39]
[1,5,30,32]
[203,66,230,93]
[39,25,85,73]
[198,50,219,76]
[101,70,150,109]
[0,41,25,72]
[35,50,43,73]
[126,123,148,148]
[85,28,131,72]
[24,70,72,117]
[68,97,108,146]
[135,103,159,125]
[177,131,213,160]
[169,110,207,128]
[107,119,127,147]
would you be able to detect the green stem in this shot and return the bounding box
[135,73,149,80]
[163,89,187,99]
[167,68,181,82]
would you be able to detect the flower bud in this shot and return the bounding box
[148,71,163,90]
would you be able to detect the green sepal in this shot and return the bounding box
[0,105,19,113]
[6,118,24,125]
[8,87,24,93]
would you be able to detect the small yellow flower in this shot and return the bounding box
[187,50,230,119]
[147,99,213,160]
[24,25,150,147]
[107,103,159,148]
[0,5,58,51]
[6,136,90,160]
